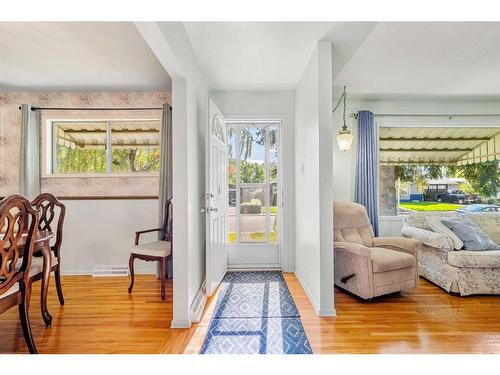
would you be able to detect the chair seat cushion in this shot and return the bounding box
[14,254,59,278]
[0,283,19,299]
[131,241,171,257]
[447,250,500,268]
[370,247,416,273]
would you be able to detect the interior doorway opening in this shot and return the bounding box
[226,120,282,269]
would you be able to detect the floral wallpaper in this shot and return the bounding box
[0,92,171,197]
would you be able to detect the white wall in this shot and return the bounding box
[379,216,404,237]
[294,41,335,316]
[136,22,210,328]
[60,199,159,274]
[317,42,335,316]
[210,91,296,271]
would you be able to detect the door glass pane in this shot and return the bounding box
[228,123,280,245]
[239,127,265,184]
[239,186,266,242]
[227,127,237,243]
[268,127,278,184]
[269,182,278,243]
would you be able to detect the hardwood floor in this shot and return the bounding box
[287,275,500,354]
[0,276,193,354]
[1,274,499,354]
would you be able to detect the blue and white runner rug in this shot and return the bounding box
[200,271,313,354]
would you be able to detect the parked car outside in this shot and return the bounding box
[456,204,500,213]
[434,190,481,204]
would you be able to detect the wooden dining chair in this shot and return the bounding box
[128,198,172,300]
[31,193,66,306]
[0,195,39,353]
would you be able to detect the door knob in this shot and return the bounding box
[201,207,218,213]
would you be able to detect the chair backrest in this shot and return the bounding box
[333,201,374,247]
[0,195,38,296]
[161,198,173,242]
[31,193,65,257]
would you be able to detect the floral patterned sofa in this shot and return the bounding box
[401,212,500,296]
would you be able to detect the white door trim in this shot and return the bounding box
[226,120,283,269]
[223,115,294,272]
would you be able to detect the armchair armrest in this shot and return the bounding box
[135,228,162,245]
[334,241,371,258]
[373,236,420,256]
[401,226,454,252]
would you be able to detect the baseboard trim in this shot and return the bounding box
[294,270,320,316]
[190,280,207,323]
[319,307,337,317]
[61,270,94,276]
[170,319,192,329]
[227,266,281,271]
[61,270,156,276]
[294,271,337,317]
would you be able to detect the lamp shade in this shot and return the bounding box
[336,129,353,151]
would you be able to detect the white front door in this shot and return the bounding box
[205,98,228,296]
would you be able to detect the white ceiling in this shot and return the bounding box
[0,22,171,91]
[184,21,500,97]
[334,22,500,97]
[3,22,500,97]
[184,22,338,91]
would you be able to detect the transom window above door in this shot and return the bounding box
[48,120,161,175]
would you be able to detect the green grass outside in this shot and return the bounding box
[228,231,276,243]
[261,206,278,214]
[399,202,462,211]
[228,232,237,243]
[249,231,276,242]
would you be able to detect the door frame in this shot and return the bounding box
[225,119,285,270]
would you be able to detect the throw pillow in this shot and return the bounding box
[442,218,500,251]
[426,217,464,250]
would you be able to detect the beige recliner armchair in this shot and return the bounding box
[333,202,421,299]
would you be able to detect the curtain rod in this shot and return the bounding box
[18,106,169,111]
[349,113,500,119]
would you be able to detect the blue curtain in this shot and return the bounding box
[354,110,379,236]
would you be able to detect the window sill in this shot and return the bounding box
[42,173,160,179]
[379,215,404,221]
